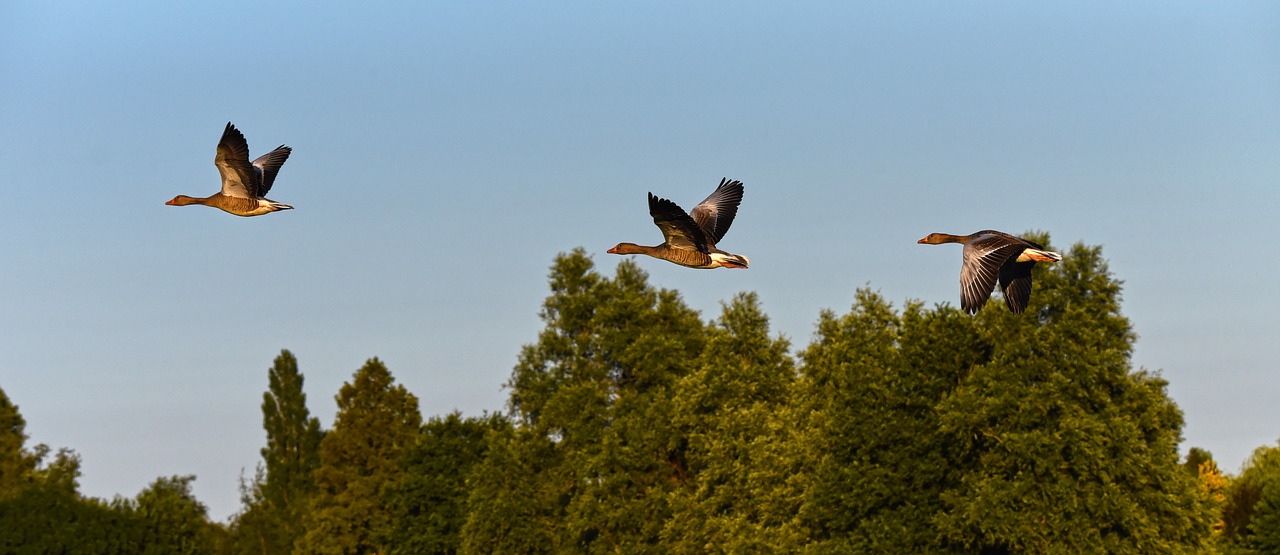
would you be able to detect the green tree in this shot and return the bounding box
[384,412,508,555]
[0,388,227,554]
[0,387,137,554]
[0,387,40,497]
[790,235,1212,553]
[933,236,1212,552]
[232,350,324,555]
[462,249,707,553]
[0,482,143,555]
[662,292,805,553]
[1185,447,1228,539]
[229,468,271,555]
[298,357,422,555]
[796,290,979,552]
[126,475,225,555]
[1221,442,1280,552]
[460,423,558,554]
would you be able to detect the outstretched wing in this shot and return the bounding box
[649,193,710,253]
[251,145,292,195]
[215,122,261,198]
[999,259,1036,314]
[689,178,744,244]
[959,233,1026,314]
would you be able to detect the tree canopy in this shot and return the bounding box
[2,240,1262,553]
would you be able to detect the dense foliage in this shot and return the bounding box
[230,350,323,555]
[1,241,1270,553]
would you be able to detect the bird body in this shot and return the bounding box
[166,122,293,217]
[608,178,750,269]
[918,230,1061,314]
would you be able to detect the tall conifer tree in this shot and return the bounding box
[298,358,422,555]
[258,350,323,553]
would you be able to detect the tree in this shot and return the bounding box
[932,235,1212,552]
[128,475,226,555]
[0,387,40,497]
[229,468,271,555]
[0,387,134,554]
[0,480,143,555]
[1,392,229,554]
[789,235,1213,552]
[463,249,707,553]
[297,358,422,555]
[1185,447,1228,539]
[384,412,508,555]
[1221,442,1280,552]
[232,350,324,555]
[795,290,980,552]
[662,292,805,553]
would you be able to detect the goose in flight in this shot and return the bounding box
[608,178,750,269]
[918,230,1061,314]
[166,122,293,217]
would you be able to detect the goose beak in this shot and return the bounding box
[607,247,618,254]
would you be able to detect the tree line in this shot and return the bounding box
[3,237,1280,553]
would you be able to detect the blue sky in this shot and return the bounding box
[2,1,1277,520]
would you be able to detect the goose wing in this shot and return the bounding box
[215,123,261,199]
[689,178,744,243]
[959,232,1027,314]
[999,260,1036,314]
[251,145,292,195]
[649,193,709,252]
[997,236,1048,314]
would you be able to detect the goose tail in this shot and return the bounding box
[1021,248,1061,263]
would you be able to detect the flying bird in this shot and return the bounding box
[166,122,293,217]
[917,230,1062,314]
[608,178,750,269]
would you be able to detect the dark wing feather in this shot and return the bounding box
[649,193,710,253]
[215,122,261,198]
[959,233,1027,314]
[251,145,292,195]
[689,178,744,244]
[999,259,1036,314]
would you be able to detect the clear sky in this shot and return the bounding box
[2,1,1277,521]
